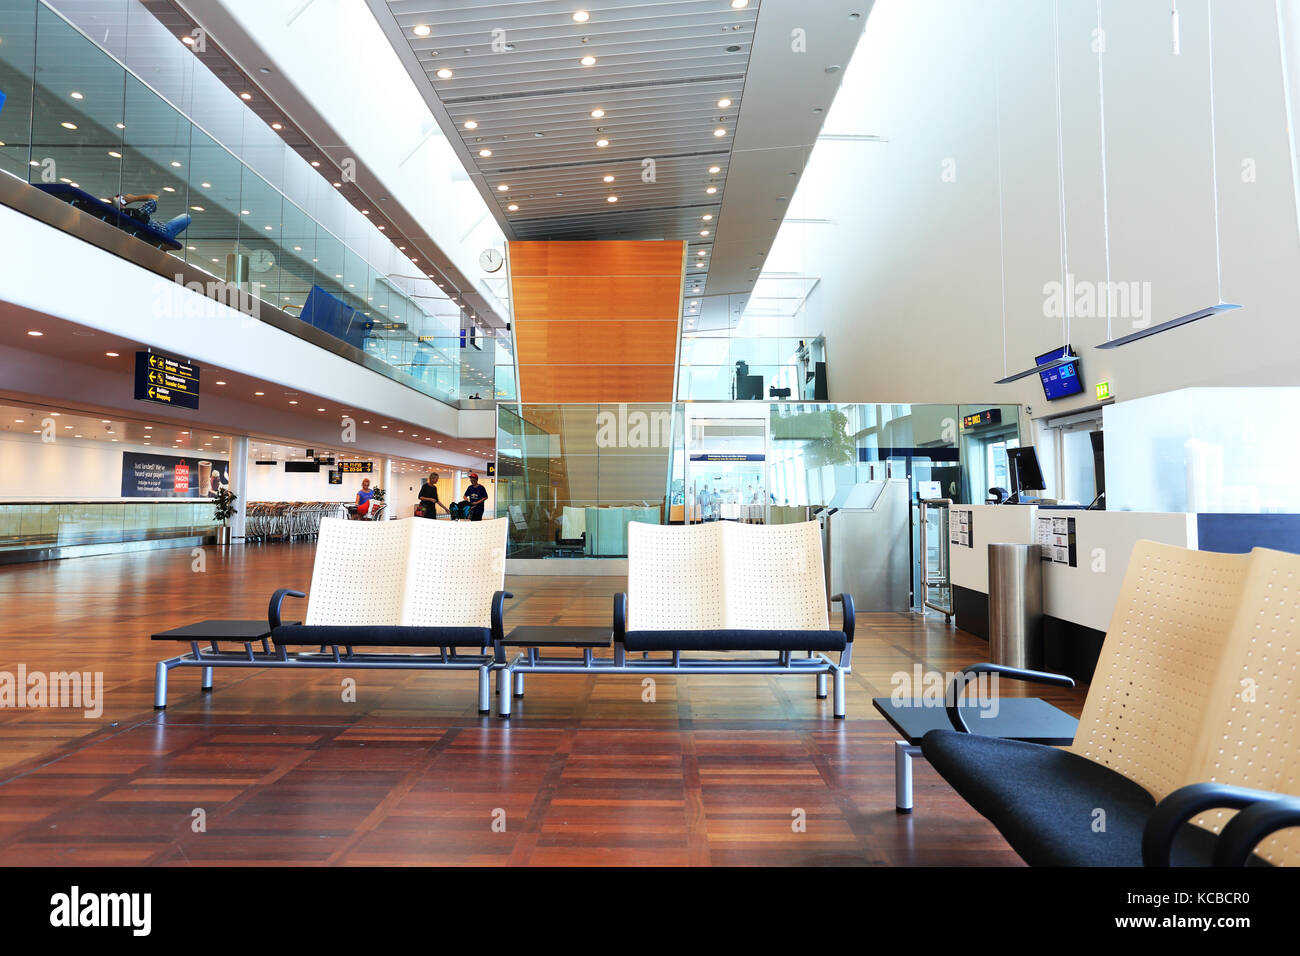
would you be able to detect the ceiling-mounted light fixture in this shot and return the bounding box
[1097,0,1239,349]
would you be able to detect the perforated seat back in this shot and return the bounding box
[404,517,507,628]
[626,521,830,631]
[304,518,411,626]
[1070,540,1251,798]
[1187,546,1300,866]
[304,517,506,630]
[721,522,829,630]
[627,522,725,631]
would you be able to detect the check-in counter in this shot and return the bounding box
[949,504,1198,680]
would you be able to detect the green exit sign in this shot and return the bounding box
[1095,381,1111,400]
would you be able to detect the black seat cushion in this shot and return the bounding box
[921,730,1222,867]
[272,624,491,648]
[622,629,847,653]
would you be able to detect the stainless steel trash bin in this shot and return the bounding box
[988,543,1043,669]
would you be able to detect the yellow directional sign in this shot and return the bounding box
[136,351,200,409]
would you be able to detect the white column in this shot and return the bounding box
[230,435,250,540]
[381,457,393,519]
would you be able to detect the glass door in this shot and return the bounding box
[685,410,769,523]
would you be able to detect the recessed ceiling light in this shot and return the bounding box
[603,175,615,183]
[436,68,453,79]
[497,184,509,191]
[714,128,727,137]
[590,108,605,118]
[240,92,252,101]
[105,351,119,357]
[717,98,732,108]
[573,10,590,22]
[709,166,721,174]
[580,55,597,66]
[479,149,492,157]
[311,160,321,167]
[464,120,478,129]
[26,330,42,336]
[181,36,194,45]
[271,122,283,130]
[596,138,609,147]
[703,214,713,220]
[706,186,717,194]
[254,391,265,396]
[507,204,519,211]
[607,195,618,202]
[731,1,749,9]
[215,380,226,386]
[116,122,125,129]
[289,400,298,405]
[317,408,325,412]
[413,24,432,36]
[700,230,709,236]
[60,122,77,130]
[107,150,122,159]
[333,182,342,187]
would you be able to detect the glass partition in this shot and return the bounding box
[0,0,498,406]
[497,401,1020,558]
[0,501,215,551]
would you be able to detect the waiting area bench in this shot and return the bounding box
[153,516,510,712]
[495,520,854,717]
[923,540,1300,866]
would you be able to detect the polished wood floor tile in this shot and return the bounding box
[0,542,1086,865]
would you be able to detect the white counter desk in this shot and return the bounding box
[948,504,1197,678]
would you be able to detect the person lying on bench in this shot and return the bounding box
[112,193,192,240]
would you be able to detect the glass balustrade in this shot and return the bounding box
[0,0,509,405]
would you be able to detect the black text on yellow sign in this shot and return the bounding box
[135,350,200,410]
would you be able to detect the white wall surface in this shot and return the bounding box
[0,429,228,500]
[780,0,1300,412]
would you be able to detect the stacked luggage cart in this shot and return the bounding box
[244,501,348,541]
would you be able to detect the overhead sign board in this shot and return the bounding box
[338,461,374,474]
[134,350,199,410]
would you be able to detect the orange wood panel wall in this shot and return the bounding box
[508,241,686,403]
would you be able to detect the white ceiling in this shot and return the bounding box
[368,0,873,315]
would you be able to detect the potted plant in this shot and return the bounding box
[370,486,386,520]
[213,487,238,545]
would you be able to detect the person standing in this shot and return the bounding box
[355,478,374,519]
[462,473,489,521]
[417,472,448,518]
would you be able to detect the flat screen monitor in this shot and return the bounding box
[1035,345,1084,401]
[1007,446,1047,494]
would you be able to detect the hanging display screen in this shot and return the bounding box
[1036,346,1085,401]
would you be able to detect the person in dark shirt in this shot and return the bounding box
[462,473,489,521]
[417,473,448,518]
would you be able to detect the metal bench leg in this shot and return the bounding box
[478,665,491,715]
[201,666,214,693]
[513,671,525,698]
[497,667,513,718]
[895,740,922,813]
[832,667,846,719]
[154,661,170,710]
[816,672,828,699]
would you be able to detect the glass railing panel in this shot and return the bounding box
[187,122,242,279]
[0,0,483,407]
[31,5,126,201]
[0,0,38,180]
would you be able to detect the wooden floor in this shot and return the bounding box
[0,542,1085,866]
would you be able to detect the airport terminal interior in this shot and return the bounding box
[1,0,1299,895]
